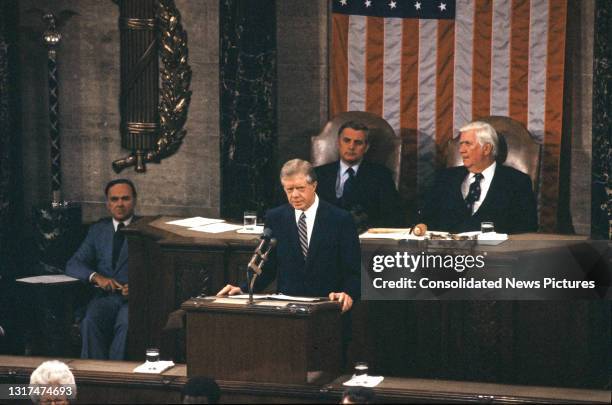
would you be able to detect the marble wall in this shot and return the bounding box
[276,0,329,166]
[18,0,220,224]
[566,0,595,235]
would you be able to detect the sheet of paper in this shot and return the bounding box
[133,360,175,374]
[360,231,417,240]
[212,298,249,305]
[166,217,224,227]
[255,301,288,307]
[343,375,384,387]
[225,294,270,300]
[189,223,243,233]
[477,232,508,245]
[16,274,79,284]
[268,294,322,302]
[236,225,264,234]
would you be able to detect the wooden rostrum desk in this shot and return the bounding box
[125,216,610,389]
[0,355,609,404]
[181,297,342,384]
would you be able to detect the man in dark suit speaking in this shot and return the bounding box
[314,121,403,232]
[421,121,537,234]
[218,159,360,312]
[66,179,137,359]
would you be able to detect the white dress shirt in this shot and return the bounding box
[293,195,319,246]
[112,216,133,231]
[461,162,496,214]
[335,160,362,198]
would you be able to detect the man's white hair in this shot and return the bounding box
[30,360,75,386]
[30,360,76,403]
[459,121,499,157]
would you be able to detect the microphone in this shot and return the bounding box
[247,228,276,275]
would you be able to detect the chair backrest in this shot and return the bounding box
[310,111,401,187]
[446,116,541,192]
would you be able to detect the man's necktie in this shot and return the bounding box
[112,222,125,269]
[465,173,484,214]
[298,213,308,258]
[342,167,355,204]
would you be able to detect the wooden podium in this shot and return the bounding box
[182,297,342,384]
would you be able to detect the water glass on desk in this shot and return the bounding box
[481,222,494,233]
[243,211,257,231]
[146,347,160,366]
[354,361,369,378]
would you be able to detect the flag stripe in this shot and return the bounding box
[436,19,455,162]
[541,0,567,231]
[453,0,474,136]
[472,0,493,120]
[400,19,419,199]
[365,17,384,116]
[383,17,403,135]
[330,13,349,117]
[509,0,530,125]
[417,19,438,193]
[348,15,367,111]
[527,0,549,143]
[491,0,511,116]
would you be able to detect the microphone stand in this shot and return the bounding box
[246,238,276,305]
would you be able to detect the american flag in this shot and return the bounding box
[331,0,567,231]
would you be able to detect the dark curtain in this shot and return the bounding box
[220,0,277,221]
[0,0,23,354]
[592,0,611,239]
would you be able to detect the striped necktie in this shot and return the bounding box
[298,213,308,258]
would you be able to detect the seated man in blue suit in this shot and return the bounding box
[421,121,537,234]
[66,178,137,359]
[218,159,361,313]
[314,121,404,233]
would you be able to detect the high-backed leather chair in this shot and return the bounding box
[310,111,401,187]
[446,116,541,194]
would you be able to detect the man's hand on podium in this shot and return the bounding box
[217,284,244,296]
[329,292,353,313]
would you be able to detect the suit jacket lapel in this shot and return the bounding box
[284,205,303,261]
[475,165,500,216]
[453,167,470,213]
[305,202,326,270]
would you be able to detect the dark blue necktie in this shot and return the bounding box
[342,167,356,204]
[112,222,125,269]
[465,173,484,214]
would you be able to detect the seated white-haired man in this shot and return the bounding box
[421,120,537,234]
[29,360,76,404]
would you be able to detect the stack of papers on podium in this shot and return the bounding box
[189,223,243,233]
[360,228,423,240]
[133,360,175,374]
[225,294,322,302]
[166,217,224,227]
[16,274,78,284]
[343,375,384,387]
[477,232,508,245]
[165,217,243,233]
